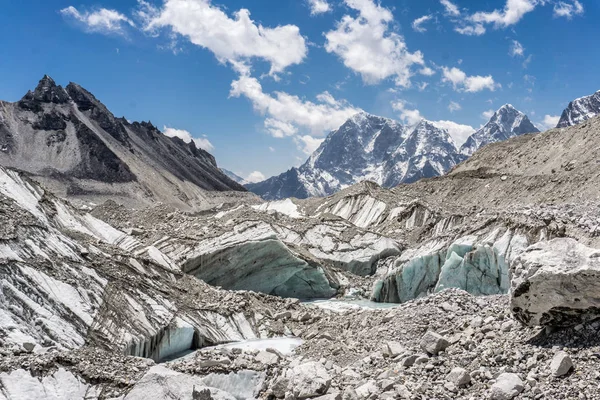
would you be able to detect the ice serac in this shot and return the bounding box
[160,221,338,299]
[0,75,247,210]
[460,104,539,156]
[247,112,463,200]
[557,89,600,128]
[511,238,600,327]
[373,228,528,303]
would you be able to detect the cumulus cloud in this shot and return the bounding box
[433,120,476,146]
[482,109,495,120]
[553,1,584,19]
[230,74,361,137]
[442,67,499,93]
[510,40,525,57]
[539,115,560,130]
[162,126,215,151]
[448,101,462,112]
[440,0,461,16]
[264,118,298,138]
[391,101,475,145]
[142,0,307,76]
[295,135,325,155]
[324,0,426,87]
[60,6,135,35]
[412,15,434,33]
[470,0,538,29]
[391,101,424,126]
[308,0,331,15]
[246,171,266,183]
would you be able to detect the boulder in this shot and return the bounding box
[489,373,524,400]
[420,331,450,355]
[287,362,331,399]
[384,341,405,358]
[255,351,279,365]
[550,352,573,377]
[446,367,471,387]
[511,238,600,326]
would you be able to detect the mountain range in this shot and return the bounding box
[3,76,599,207]
[0,75,246,209]
[248,104,539,200]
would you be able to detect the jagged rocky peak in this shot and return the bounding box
[557,89,600,128]
[19,74,71,108]
[247,113,463,200]
[460,104,538,156]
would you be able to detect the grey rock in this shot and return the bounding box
[420,331,450,355]
[490,373,524,400]
[447,367,471,387]
[550,352,573,377]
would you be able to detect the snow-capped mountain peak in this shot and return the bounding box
[247,113,464,200]
[460,105,538,156]
[557,89,600,128]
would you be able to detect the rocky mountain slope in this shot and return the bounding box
[221,168,249,185]
[0,75,248,210]
[247,113,464,200]
[557,89,600,128]
[459,104,539,156]
[249,106,536,201]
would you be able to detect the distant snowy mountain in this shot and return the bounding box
[221,168,249,185]
[557,90,600,128]
[247,112,464,200]
[460,104,539,156]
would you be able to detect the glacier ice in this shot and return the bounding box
[373,230,529,303]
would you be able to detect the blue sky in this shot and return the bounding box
[0,0,598,181]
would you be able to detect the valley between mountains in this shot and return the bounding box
[1,76,600,399]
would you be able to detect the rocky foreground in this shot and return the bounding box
[2,117,600,399]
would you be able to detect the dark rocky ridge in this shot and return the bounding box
[0,75,247,209]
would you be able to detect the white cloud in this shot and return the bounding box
[163,126,215,151]
[391,101,424,126]
[230,74,361,137]
[442,67,499,93]
[295,135,325,154]
[510,40,525,57]
[308,0,331,15]
[392,101,475,145]
[470,0,539,28]
[482,109,495,119]
[269,146,276,152]
[433,120,476,146]
[412,15,434,33]
[324,0,425,87]
[417,82,429,91]
[553,1,584,19]
[264,118,298,138]
[448,101,462,112]
[440,0,461,16]
[142,0,307,76]
[540,114,560,130]
[60,6,135,35]
[246,171,266,183]
[455,24,486,36]
[522,54,533,68]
